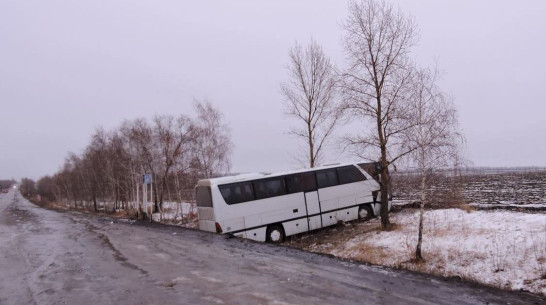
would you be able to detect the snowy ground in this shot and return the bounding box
[150,201,198,228]
[288,208,546,296]
[469,202,546,211]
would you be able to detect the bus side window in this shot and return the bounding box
[337,166,367,185]
[286,172,316,193]
[316,169,338,188]
[254,178,286,200]
[219,185,232,204]
[219,182,254,205]
[242,183,254,202]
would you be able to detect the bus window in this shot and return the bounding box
[254,177,286,200]
[286,172,316,193]
[219,182,254,205]
[337,166,366,185]
[196,186,212,207]
[316,169,338,188]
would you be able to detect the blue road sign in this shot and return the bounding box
[143,174,152,184]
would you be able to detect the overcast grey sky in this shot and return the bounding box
[1,0,545,180]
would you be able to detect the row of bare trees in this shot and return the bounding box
[0,179,16,190]
[33,101,232,218]
[281,0,465,261]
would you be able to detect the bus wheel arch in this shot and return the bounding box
[358,204,374,220]
[266,224,285,243]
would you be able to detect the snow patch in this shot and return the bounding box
[303,209,546,295]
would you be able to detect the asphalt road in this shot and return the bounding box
[0,189,543,305]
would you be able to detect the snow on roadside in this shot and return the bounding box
[151,201,198,228]
[327,209,546,295]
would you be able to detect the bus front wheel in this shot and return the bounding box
[358,205,373,220]
[266,225,285,243]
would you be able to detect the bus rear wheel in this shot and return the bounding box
[266,225,285,243]
[358,205,373,221]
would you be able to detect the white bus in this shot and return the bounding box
[195,163,390,243]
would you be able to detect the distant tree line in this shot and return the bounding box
[25,101,232,219]
[0,179,16,190]
[0,179,15,189]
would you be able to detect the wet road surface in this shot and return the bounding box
[0,189,544,305]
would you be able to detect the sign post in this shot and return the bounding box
[143,174,153,222]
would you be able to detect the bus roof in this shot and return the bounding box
[196,162,372,186]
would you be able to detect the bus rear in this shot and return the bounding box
[195,183,219,233]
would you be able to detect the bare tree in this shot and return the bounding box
[36,175,57,202]
[403,67,464,261]
[192,100,232,178]
[89,128,117,211]
[340,0,418,229]
[281,40,340,168]
[120,120,148,215]
[57,155,79,207]
[20,178,36,197]
[106,131,131,210]
[152,114,195,219]
[83,144,105,212]
[127,118,158,212]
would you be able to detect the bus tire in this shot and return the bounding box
[266,224,285,243]
[358,204,373,221]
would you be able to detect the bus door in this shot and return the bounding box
[304,191,322,230]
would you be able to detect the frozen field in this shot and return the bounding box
[461,170,546,204]
[392,169,546,208]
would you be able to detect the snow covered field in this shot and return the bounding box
[288,208,546,295]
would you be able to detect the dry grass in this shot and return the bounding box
[111,209,133,218]
[457,203,475,213]
[161,280,176,288]
[287,220,381,254]
[346,242,389,265]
